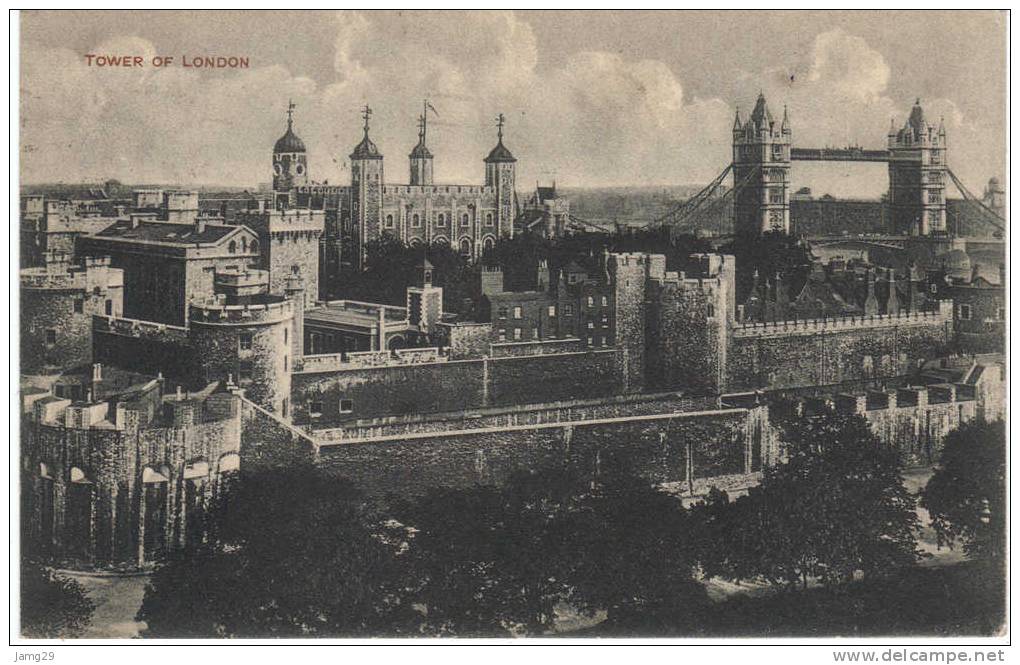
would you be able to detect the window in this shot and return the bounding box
[239,361,253,381]
[284,327,288,344]
[706,303,715,318]
[228,240,237,253]
[437,213,446,227]
[105,300,113,315]
[513,306,522,319]
[485,213,494,226]
[45,329,56,345]
[412,214,421,228]
[284,356,288,372]
[461,213,470,227]
[309,401,323,417]
[958,304,972,320]
[532,327,539,339]
[282,398,288,418]
[769,190,784,204]
[239,333,253,351]
[601,296,608,307]
[384,214,394,228]
[339,399,354,414]
[73,299,84,314]
[930,283,938,294]
[498,330,506,342]
[587,296,594,307]
[998,307,1006,320]
[587,321,595,329]
[587,336,594,346]
[497,306,508,320]
[548,305,556,317]
[564,304,574,316]
[568,274,580,285]
[513,328,522,340]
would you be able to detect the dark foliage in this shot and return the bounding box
[137,463,418,638]
[700,562,1004,637]
[393,461,707,637]
[20,557,95,638]
[922,420,1006,567]
[692,411,922,589]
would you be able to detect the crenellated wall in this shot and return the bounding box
[727,303,953,391]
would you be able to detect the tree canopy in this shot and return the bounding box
[20,557,95,639]
[922,420,1006,567]
[693,411,922,589]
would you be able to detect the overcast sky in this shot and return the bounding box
[19,10,1007,197]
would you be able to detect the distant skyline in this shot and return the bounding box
[19,10,1007,197]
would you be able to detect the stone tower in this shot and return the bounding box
[732,93,791,236]
[484,113,517,239]
[272,100,308,198]
[409,103,434,186]
[189,294,294,417]
[350,105,384,268]
[888,99,947,236]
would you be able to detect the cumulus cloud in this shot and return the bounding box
[18,15,999,198]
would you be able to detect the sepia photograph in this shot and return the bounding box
[10,8,1009,653]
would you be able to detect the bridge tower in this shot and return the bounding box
[732,93,791,236]
[888,99,947,236]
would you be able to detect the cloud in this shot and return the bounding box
[18,17,999,198]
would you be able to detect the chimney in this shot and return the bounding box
[92,362,103,382]
[195,217,206,234]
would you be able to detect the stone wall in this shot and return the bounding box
[21,392,242,569]
[290,348,625,427]
[727,308,952,391]
[313,406,771,501]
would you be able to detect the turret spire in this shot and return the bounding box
[362,104,373,137]
[287,99,295,130]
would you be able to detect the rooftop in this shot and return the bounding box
[94,219,242,246]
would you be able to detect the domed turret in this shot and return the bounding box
[484,112,516,164]
[272,101,308,193]
[409,103,434,185]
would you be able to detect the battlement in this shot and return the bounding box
[93,315,190,341]
[381,184,495,196]
[296,347,449,373]
[733,302,952,339]
[235,207,325,234]
[189,294,294,325]
[21,259,123,290]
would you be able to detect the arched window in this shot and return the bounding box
[241,237,247,252]
[385,214,394,228]
[250,239,259,255]
[485,212,494,226]
[228,240,237,254]
[483,236,495,252]
[459,238,471,256]
[412,214,420,227]
[434,236,449,246]
[461,213,470,226]
[437,213,446,227]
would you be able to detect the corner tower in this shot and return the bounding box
[409,102,434,186]
[888,99,947,236]
[484,113,517,239]
[732,94,791,236]
[350,105,384,268]
[272,100,308,198]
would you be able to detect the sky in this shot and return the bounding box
[19,10,1007,197]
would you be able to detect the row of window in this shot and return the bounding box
[226,238,258,254]
[73,299,114,315]
[308,399,354,417]
[384,212,496,229]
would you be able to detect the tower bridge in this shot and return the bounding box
[654,94,1004,240]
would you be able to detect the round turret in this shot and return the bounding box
[188,295,294,416]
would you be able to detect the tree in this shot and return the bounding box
[394,466,582,637]
[564,466,710,634]
[395,459,709,637]
[20,557,95,638]
[922,420,1006,567]
[694,411,922,589]
[138,463,417,637]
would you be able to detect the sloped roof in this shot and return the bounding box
[94,220,247,246]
